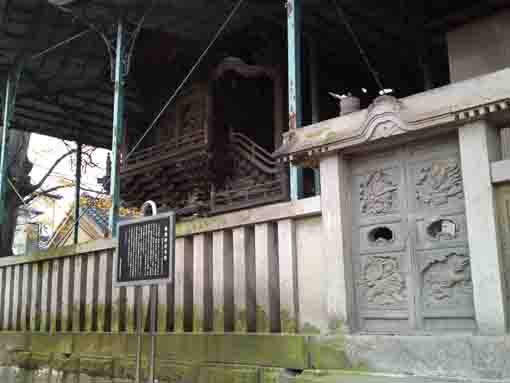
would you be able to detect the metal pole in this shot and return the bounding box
[0,65,22,224]
[287,0,304,200]
[149,285,157,383]
[108,17,126,238]
[308,39,321,195]
[135,287,143,383]
[73,142,82,244]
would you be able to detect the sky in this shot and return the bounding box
[27,133,109,236]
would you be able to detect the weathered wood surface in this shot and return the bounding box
[120,127,288,216]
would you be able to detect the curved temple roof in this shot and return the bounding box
[0,0,506,148]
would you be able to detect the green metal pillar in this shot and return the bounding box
[0,65,22,224]
[73,142,82,244]
[287,0,304,200]
[108,18,126,237]
[309,39,321,195]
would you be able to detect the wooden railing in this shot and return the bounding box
[123,130,206,169]
[0,197,321,335]
[230,131,280,174]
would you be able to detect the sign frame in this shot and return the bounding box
[114,211,176,288]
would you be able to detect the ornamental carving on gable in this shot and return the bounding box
[358,256,406,306]
[422,252,473,308]
[416,159,463,207]
[360,170,398,215]
[364,95,409,141]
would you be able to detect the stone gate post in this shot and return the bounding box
[458,119,508,334]
[319,154,355,333]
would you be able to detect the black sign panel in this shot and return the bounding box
[115,212,175,287]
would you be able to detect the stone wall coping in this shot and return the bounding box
[0,239,115,267]
[1,196,321,267]
[175,195,321,237]
[275,68,510,161]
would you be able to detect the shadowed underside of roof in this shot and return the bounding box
[0,0,507,148]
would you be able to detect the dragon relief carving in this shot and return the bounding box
[422,252,473,307]
[358,256,406,306]
[360,170,398,215]
[416,159,463,207]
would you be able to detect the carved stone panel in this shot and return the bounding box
[420,249,474,312]
[416,214,468,250]
[352,137,474,333]
[358,168,400,216]
[357,254,408,309]
[415,159,464,208]
[359,221,406,254]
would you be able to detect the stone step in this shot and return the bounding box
[294,371,509,383]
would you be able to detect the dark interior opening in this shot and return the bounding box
[369,227,394,243]
[213,70,275,151]
[427,219,456,239]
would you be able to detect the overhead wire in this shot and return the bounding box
[330,0,384,92]
[31,29,92,61]
[125,0,247,160]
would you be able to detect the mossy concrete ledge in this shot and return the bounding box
[0,332,349,373]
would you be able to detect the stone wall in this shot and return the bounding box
[0,198,324,337]
[0,332,350,382]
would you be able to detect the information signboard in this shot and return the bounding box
[115,212,175,287]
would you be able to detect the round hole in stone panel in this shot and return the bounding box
[427,219,456,240]
[368,226,394,245]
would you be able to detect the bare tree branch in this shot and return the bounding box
[23,184,73,205]
[23,181,106,206]
[27,148,77,194]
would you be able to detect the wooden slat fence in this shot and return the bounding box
[0,197,321,335]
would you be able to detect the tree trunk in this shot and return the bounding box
[0,191,19,256]
[0,130,31,257]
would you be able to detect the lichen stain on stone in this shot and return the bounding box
[174,307,184,332]
[156,361,197,382]
[304,128,330,140]
[301,322,321,334]
[192,305,206,333]
[199,364,259,383]
[176,216,227,237]
[256,305,269,333]
[213,307,225,333]
[79,356,114,378]
[279,309,297,333]
[125,305,136,334]
[234,309,248,333]
[299,216,322,226]
[308,331,350,370]
[0,332,358,382]
[324,131,339,143]
[157,304,168,333]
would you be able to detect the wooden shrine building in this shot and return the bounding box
[0,0,502,232]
